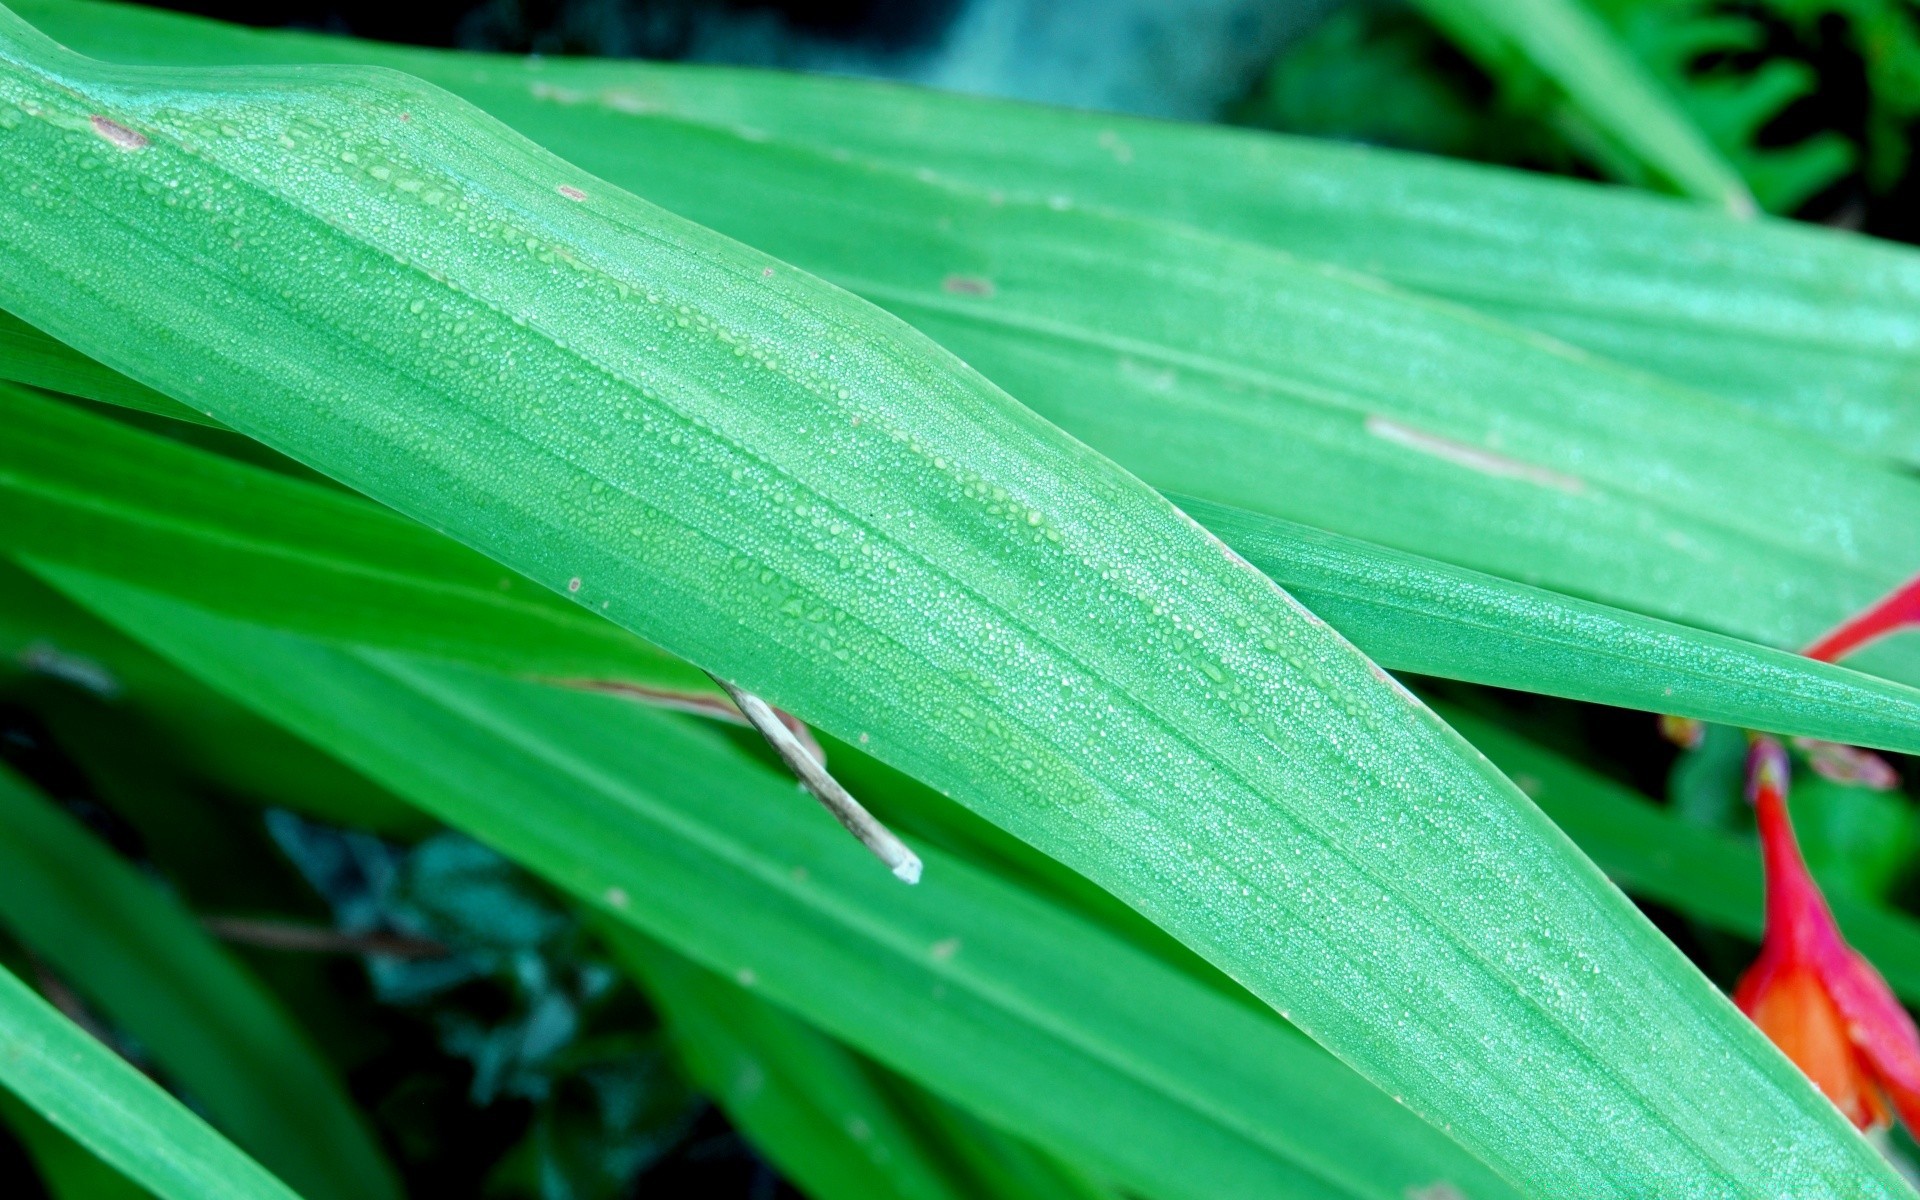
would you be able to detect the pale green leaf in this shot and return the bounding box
[0,21,1894,1193]
[0,958,301,1200]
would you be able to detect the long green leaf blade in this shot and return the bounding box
[0,23,1893,1192]
[0,763,401,1200]
[1181,496,1920,752]
[1410,0,1753,210]
[611,926,1112,1200]
[0,1091,150,1200]
[0,958,301,1200]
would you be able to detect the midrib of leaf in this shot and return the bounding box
[0,22,1897,1193]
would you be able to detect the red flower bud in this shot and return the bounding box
[1734,737,1920,1131]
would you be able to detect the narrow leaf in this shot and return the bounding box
[0,762,402,1200]
[0,958,300,1200]
[1410,0,1754,210]
[1182,496,1920,753]
[610,925,1108,1200]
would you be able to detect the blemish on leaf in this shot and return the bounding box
[930,937,961,961]
[567,576,582,592]
[557,185,586,201]
[604,886,629,909]
[942,275,995,298]
[89,115,147,151]
[1365,415,1585,494]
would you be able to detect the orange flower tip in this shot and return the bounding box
[1738,961,1889,1130]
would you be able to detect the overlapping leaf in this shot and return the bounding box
[13,381,1920,752]
[25,0,1920,465]
[0,764,400,1200]
[42,565,1517,1200]
[0,11,1902,1193]
[13,0,1920,682]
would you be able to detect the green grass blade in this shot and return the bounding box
[0,764,402,1200]
[1182,496,1920,752]
[0,558,423,834]
[14,380,1920,754]
[0,21,1896,1191]
[42,565,1518,1200]
[0,958,301,1200]
[0,307,215,426]
[19,0,1920,462]
[0,1091,149,1200]
[1409,0,1753,210]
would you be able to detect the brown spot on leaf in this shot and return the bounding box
[942,275,995,298]
[557,185,586,201]
[89,115,147,151]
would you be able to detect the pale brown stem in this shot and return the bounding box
[708,674,921,884]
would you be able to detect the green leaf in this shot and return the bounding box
[1185,494,1920,753]
[0,555,424,834]
[0,382,700,692]
[1410,0,1755,211]
[43,565,1517,1200]
[0,21,1895,1191]
[0,1091,150,1200]
[608,926,1112,1200]
[0,957,300,1200]
[0,307,212,425]
[16,380,1920,756]
[21,0,1920,463]
[12,4,1920,682]
[0,763,401,1200]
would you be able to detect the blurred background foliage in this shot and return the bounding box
[12,0,1920,1194]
